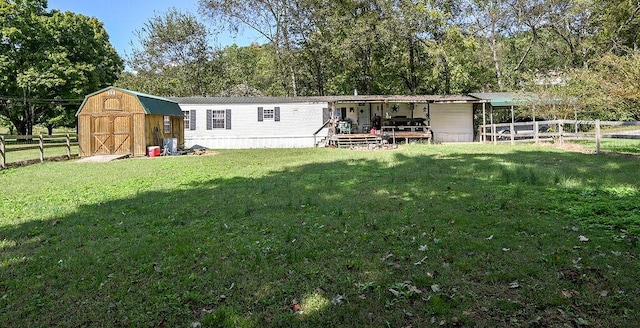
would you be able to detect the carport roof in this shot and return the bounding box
[469,92,534,107]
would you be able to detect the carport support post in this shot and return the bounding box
[490,106,496,145]
[595,119,601,153]
[482,102,487,143]
[510,105,515,144]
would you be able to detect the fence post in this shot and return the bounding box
[595,119,601,153]
[534,121,539,143]
[558,122,564,145]
[0,136,5,169]
[39,135,44,162]
[66,134,71,159]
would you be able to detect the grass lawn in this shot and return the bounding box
[1,144,639,327]
[2,145,79,165]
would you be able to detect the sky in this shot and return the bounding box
[46,0,264,58]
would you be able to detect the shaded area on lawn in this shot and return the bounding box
[1,148,639,327]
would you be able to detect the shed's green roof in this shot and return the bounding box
[76,86,183,116]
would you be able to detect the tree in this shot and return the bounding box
[0,0,123,135]
[121,8,215,97]
[200,0,301,96]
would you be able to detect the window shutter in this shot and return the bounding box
[190,110,196,130]
[206,110,212,130]
[322,108,330,123]
[225,109,232,130]
[274,107,280,122]
[258,107,263,122]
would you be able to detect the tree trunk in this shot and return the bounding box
[439,54,451,94]
[407,36,418,95]
[490,20,504,91]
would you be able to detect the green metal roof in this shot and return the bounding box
[76,86,183,116]
[469,92,534,107]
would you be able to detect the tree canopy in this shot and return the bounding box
[0,0,123,135]
[120,0,640,120]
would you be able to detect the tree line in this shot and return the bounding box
[120,0,640,120]
[2,0,640,135]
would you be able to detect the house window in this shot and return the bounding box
[212,110,225,128]
[258,107,280,122]
[206,109,231,130]
[183,110,190,130]
[163,116,170,133]
[207,109,225,130]
[263,108,275,120]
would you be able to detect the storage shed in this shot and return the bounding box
[76,86,184,157]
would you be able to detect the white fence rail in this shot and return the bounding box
[479,120,640,154]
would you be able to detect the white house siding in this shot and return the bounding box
[179,102,327,149]
[429,104,474,142]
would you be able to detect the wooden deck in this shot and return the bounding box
[330,134,382,148]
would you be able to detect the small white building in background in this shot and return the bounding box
[171,95,483,149]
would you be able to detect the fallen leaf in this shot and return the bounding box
[486,235,494,240]
[414,256,428,266]
[502,248,510,252]
[389,288,401,297]
[561,290,572,298]
[431,284,441,293]
[509,281,520,289]
[579,235,589,242]
[331,294,345,305]
[406,284,423,294]
[575,317,590,326]
[600,290,609,297]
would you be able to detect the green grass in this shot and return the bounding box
[571,138,640,155]
[2,145,79,164]
[1,144,639,327]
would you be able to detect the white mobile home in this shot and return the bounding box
[172,95,482,149]
[171,97,329,149]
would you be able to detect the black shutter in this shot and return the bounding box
[190,110,196,130]
[322,108,330,122]
[274,107,280,122]
[258,107,263,122]
[225,109,232,130]
[206,109,212,130]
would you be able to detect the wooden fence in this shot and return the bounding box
[0,134,78,169]
[479,120,640,154]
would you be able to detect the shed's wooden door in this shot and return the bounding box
[91,114,133,155]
